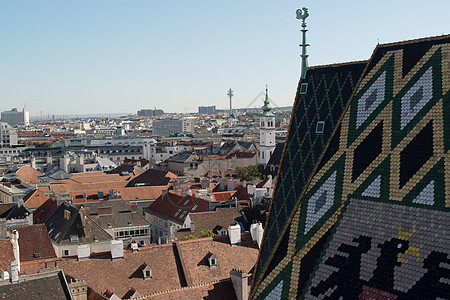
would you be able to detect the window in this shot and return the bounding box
[62,250,69,257]
[261,120,265,127]
[192,204,198,211]
[300,83,308,94]
[315,121,325,134]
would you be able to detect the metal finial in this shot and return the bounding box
[297,7,309,79]
[296,7,309,25]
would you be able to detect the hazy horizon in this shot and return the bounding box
[1,1,448,116]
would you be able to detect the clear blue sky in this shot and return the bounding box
[1,1,448,116]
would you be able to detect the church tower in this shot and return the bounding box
[259,86,276,166]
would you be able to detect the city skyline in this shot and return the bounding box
[1,1,448,116]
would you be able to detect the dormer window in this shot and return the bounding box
[207,252,217,268]
[316,121,325,134]
[300,82,308,94]
[142,263,152,280]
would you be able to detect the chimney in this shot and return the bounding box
[68,278,88,300]
[250,222,264,248]
[190,221,195,232]
[161,190,168,200]
[0,218,7,239]
[8,229,20,273]
[200,178,210,189]
[111,240,124,261]
[131,242,139,253]
[64,210,71,220]
[97,190,104,200]
[218,178,226,191]
[230,269,249,300]
[79,207,90,237]
[77,244,90,261]
[82,192,87,202]
[8,260,19,283]
[228,224,241,246]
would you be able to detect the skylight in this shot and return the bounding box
[179,211,187,219]
[183,199,190,206]
[192,204,198,211]
[174,208,182,217]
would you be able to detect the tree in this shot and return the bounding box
[236,165,261,181]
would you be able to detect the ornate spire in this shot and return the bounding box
[296,7,309,79]
[262,85,274,116]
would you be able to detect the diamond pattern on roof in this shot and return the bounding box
[251,36,450,299]
[400,66,433,130]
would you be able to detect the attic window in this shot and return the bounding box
[70,235,79,242]
[300,83,308,94]
[315,121,325,134]
[33,252,40,258]
[128,221,133,225]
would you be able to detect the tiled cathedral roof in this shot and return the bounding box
[251,35,450,299]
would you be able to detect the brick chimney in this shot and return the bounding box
[78,206,90,237]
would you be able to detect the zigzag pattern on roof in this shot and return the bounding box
[251,35,450,299]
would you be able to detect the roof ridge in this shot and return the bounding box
[308,60,368,70]
[378,34,450,47]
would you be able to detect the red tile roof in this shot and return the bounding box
[176,234,258,286]
[23,189,50,210]
[33,198,57,224]
[58,234,258,299]
[59,243,181,298]
[147,192,210,224]
[0,240,14,272]
[11,224,57,262]
[16,166,43,184]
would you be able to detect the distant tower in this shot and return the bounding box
[259,86,276,166]
[227,88,234,113]
[296,7,309,79]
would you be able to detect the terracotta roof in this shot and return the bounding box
[58,234,258,299]
[231,186,252,201]
[0,240,14,272]
[23,189,50,210]
[33,198,57,224]
[176,234,258,286]
[149,279,237,299]
[11,224,57,262]
[207,191,234,202]
[147,192,210,224]
[59,243,181,298]
[16,166,43,184]
[115,186,165,203]
[175,207,243,240]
